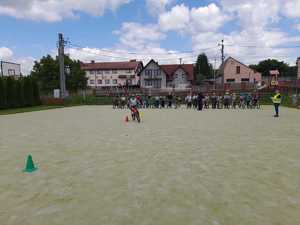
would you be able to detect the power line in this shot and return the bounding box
[225,44,300,49]
[67,42,218,57]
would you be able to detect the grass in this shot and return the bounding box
[0,105,64,115]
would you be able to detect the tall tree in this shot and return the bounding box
[195,53,212,84]
[249,59,292,77]
[15,78,25,108]
[32,78,41,105]
[0,77,6,109]
[31,55,87,94]
[23,77,34,106]
[6,77,17,108]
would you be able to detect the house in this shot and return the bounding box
[297,57,300,79]
[139,59,194,89]
[0,60,21,78]
[161,64,194,89]
[81,60,143,88]
[218,57,262,84]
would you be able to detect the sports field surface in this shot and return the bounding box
[0,106,299,225]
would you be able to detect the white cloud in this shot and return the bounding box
[114,22,166,50]
[159,3,230,33]
[16,57,36,75]
[159,4,190,32]
[0,0,131,22]
[0,46,35,75]
[146,0,174,16]
[66,46,196,65]
[0,47,13,59]
[220,0,281,31]
[294,24,300,31]
[282,0,300,18]
[190,3,230,33]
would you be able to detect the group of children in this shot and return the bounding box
[113,91,260,110]
[185,92,260,110]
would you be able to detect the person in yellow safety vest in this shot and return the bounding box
[271,90,282,117]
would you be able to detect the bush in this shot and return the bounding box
[15,79,25,108]
[0,77,7,109]
[5,77,17,108]
[23,77,34,107]
[0,76,41,110]
[40,97,65,106]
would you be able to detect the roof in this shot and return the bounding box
[81,60,142,71]
[218,56,258,75]
[160,64,194,81]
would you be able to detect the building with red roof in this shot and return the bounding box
[81,60,143,88]
[139,59,194,90]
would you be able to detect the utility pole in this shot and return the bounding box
[58,33,66,98]
[218,39,225,86]
[214,57,217,90]
[0,61,3,77]
[221,39,225,64]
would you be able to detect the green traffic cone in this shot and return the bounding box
[23,154,38,173]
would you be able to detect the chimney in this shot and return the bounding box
[297,57,300,79]
[91,60,95,64]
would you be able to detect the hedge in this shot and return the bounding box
[0,76,41,110]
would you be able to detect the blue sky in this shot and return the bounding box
[0,0,300,74]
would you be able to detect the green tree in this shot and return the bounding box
[15,78,25,108]
[249,59,291,77]
[0,77,7,109]
[31,55,59,94]
[32,78,41,105]
[23,77,34,106]
[6,77,17,108]
[31,55,87,94]
[195,53,212,84]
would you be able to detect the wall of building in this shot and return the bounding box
[297,58,300,79]
[0,61,21,77]
[86,69,138,88]
[223,58,261,83]
[140,61,166,89]
[167,68,191,88]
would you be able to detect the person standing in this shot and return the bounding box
[224,91,231,109]
[271,90,282,117]
[197,92,204,111]
[186,94,192,109]
[211,92,217,109]
[167,92,173,108]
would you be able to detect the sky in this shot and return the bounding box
[0,0,300,74]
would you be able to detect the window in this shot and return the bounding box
[153,70,161,77]
[145,70,152,78]
[8,69,16,76]
[105,79,110,84]
[113,79,118,84]
[97,80,102,85]
[144,80,152,86]
[226,79,235,83]
[127,79,132,85]
[90,70,95,75]
[97,70,103,75]
[126,69,132,73]
[104,70,110,74]
[153,79,161,88]
[90,79,95,85]
[112,70,118,74]
[241,78,249,82]
[236,66,241,74]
